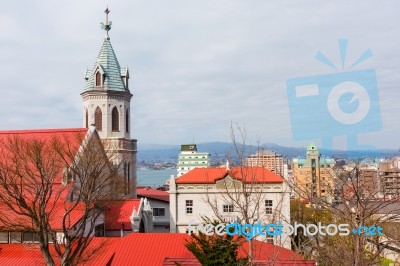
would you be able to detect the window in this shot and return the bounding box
[10,232,22,243]
[95,224,105,237]
[186,200,193,214]
[85,109,89,128]
[95,71,102,87]
[125,109,129,133]
[23,232,40,243]
[265,200,273,214]
[0,232,8,243]
[94,107,102,131]
[153,208,166,217]
[223,205,234,213]
[112,107,119,132]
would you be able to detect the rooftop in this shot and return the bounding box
[175,167,283,184]
[137,187,169,202]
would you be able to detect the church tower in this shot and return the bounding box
[81,8,137,197]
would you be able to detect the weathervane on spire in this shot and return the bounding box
[100,7,112,40]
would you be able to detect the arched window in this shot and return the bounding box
[112,107,119,132]
[85,109,89,128]
[95,71,102,87]
[94,107,102,131]
[125,109,129,133]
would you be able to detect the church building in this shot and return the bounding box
[81,8,137,197]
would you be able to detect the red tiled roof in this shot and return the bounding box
[109,233,310,266]
[176,167,283,184]
[137,187,169,202]
[105,199,142,231]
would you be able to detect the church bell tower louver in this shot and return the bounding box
[81,8,137,197]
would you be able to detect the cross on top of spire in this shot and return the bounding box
[100,7,112,40]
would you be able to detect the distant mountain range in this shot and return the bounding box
[137,142,399,162]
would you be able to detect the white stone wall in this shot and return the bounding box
[83,97,131,140]
[82,92,137,197]
[170,177,291,249]
[146,199,170,232]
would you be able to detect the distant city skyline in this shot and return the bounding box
[0,1,399,149]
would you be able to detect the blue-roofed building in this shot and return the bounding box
[81,8,137,197]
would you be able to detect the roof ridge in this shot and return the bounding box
[0,128,88,135]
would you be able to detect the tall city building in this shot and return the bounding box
[177,144,210,176]
[292,143,335,201]
[378,157,400,198]
[246,150,284,176]
[81,9,137,197]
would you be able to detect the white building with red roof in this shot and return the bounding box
[137,187,170,232]
[169,165,291,249]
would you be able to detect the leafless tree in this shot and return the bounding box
[204,123,289,264]
[0,130,124,266]
[289,159,400,265]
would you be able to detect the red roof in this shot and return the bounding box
[0,128,91,231]
[137,187,169,202]
[0,234,315,266]
[105,199,142,231]
[0,244,46,266]
[0,238,118,266]
[176,167,283,184]
[0,128,88,182]
[109,233,310,266]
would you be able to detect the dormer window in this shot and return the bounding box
[95,71,102,87]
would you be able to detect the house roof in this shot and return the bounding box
[109,233,308,266]
[137,187,169,202]
[0,244,46,266]
[0,238,118,266]
[0,128,92,231]
[0,128,88,172]
[105,199,142,231]
[175,167,283,184]
[0,234,314,266]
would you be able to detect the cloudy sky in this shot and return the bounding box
[1,1,399,150]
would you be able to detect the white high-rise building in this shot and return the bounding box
[177,144,210,176]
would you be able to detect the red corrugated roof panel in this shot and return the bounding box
[176,167,283,184]
[109,233,311,266]
[137,187,169,202]
[105,199,142,231]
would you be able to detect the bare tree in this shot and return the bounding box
[0,129,124,266]
[289,159,400,265]
[203,123,290,263]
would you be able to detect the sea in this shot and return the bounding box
[137,168,177,188]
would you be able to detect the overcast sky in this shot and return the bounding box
[1,1,399,150]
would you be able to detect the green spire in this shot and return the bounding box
[84,8,129,92]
